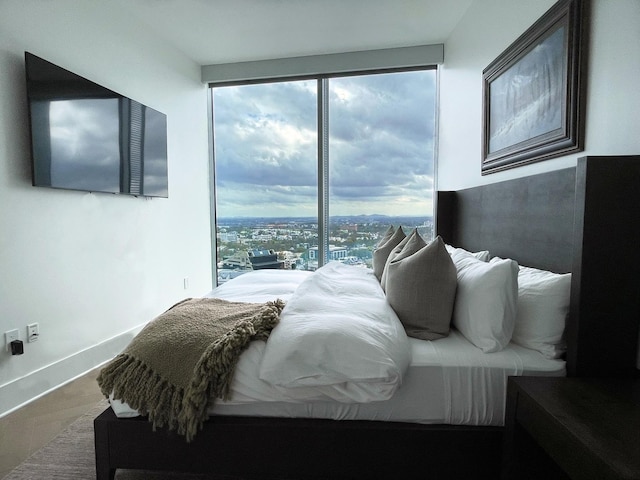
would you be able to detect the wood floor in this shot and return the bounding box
[0,367,104,478]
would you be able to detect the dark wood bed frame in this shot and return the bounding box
[95,155,640,479]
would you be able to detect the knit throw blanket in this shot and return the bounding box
[97,297,285,442]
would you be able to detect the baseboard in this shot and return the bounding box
[0,327,140,418]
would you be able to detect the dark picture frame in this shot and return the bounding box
[481,0,587,174]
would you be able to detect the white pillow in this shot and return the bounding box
[451,252,518,353]
[445,244,490,262]
[511,265,571,359]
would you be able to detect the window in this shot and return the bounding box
[211,68,436,284]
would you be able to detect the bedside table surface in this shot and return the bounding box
[509,376,640,480]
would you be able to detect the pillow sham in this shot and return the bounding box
[510,264,571,359]
[380,228,418,290]
[378,225,395,246]
[451,251,518,353]
[445,244,490,262]
[372,226,406,281]
[385,235,457,340]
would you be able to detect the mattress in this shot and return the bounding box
[221,332,566,424]
[110,269,565,426]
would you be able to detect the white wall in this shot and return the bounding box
[0,1,212,415]
[438,0,640,190]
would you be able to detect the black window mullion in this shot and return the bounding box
[317,78,330,267]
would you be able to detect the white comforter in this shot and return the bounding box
[258,262,411,401]
[210,262,411,403]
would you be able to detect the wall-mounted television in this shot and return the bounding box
[25,52,168,198]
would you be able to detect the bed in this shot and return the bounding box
[94,155,640,480]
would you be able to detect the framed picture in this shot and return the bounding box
[482,0,587,174]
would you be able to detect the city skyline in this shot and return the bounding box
[215,214,435,276]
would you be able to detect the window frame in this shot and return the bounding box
[208,65,439,285]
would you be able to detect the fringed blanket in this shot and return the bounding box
[97,297,285,441]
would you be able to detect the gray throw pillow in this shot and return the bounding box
[381,228,424,291]
[385,236,457,340]
[377,225,395,247]
[372,227,405,281]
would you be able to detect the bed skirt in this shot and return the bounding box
[94,406,503,480]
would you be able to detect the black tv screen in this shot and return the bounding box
[25,52,168,197]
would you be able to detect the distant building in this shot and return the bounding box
[219,231,239,243]
[220,248,283,270]
[308,245,348,261]
[220,251,252,270]
[248,249,284,269]
[252,234,273,242]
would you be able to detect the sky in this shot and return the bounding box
[212,69,436,218]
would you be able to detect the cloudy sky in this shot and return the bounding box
[212,69,436,219]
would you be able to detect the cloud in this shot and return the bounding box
[212,70,436,217]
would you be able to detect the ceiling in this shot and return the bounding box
[115,0,473,66]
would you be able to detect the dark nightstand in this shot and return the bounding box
[501,376,640,480]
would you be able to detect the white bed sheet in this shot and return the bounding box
[110,269,566,426]
[205,331,564,425]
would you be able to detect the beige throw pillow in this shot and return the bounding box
[380,228,418,290]
[372,227,406,281]
[378,225,395,246]
[385,236,457,340]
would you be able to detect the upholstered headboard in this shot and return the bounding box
[436,156,640,378]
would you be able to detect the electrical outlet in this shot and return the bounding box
[5,329,19,351]
[27,323,39,343]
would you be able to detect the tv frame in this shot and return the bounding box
[24,52,169,198]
